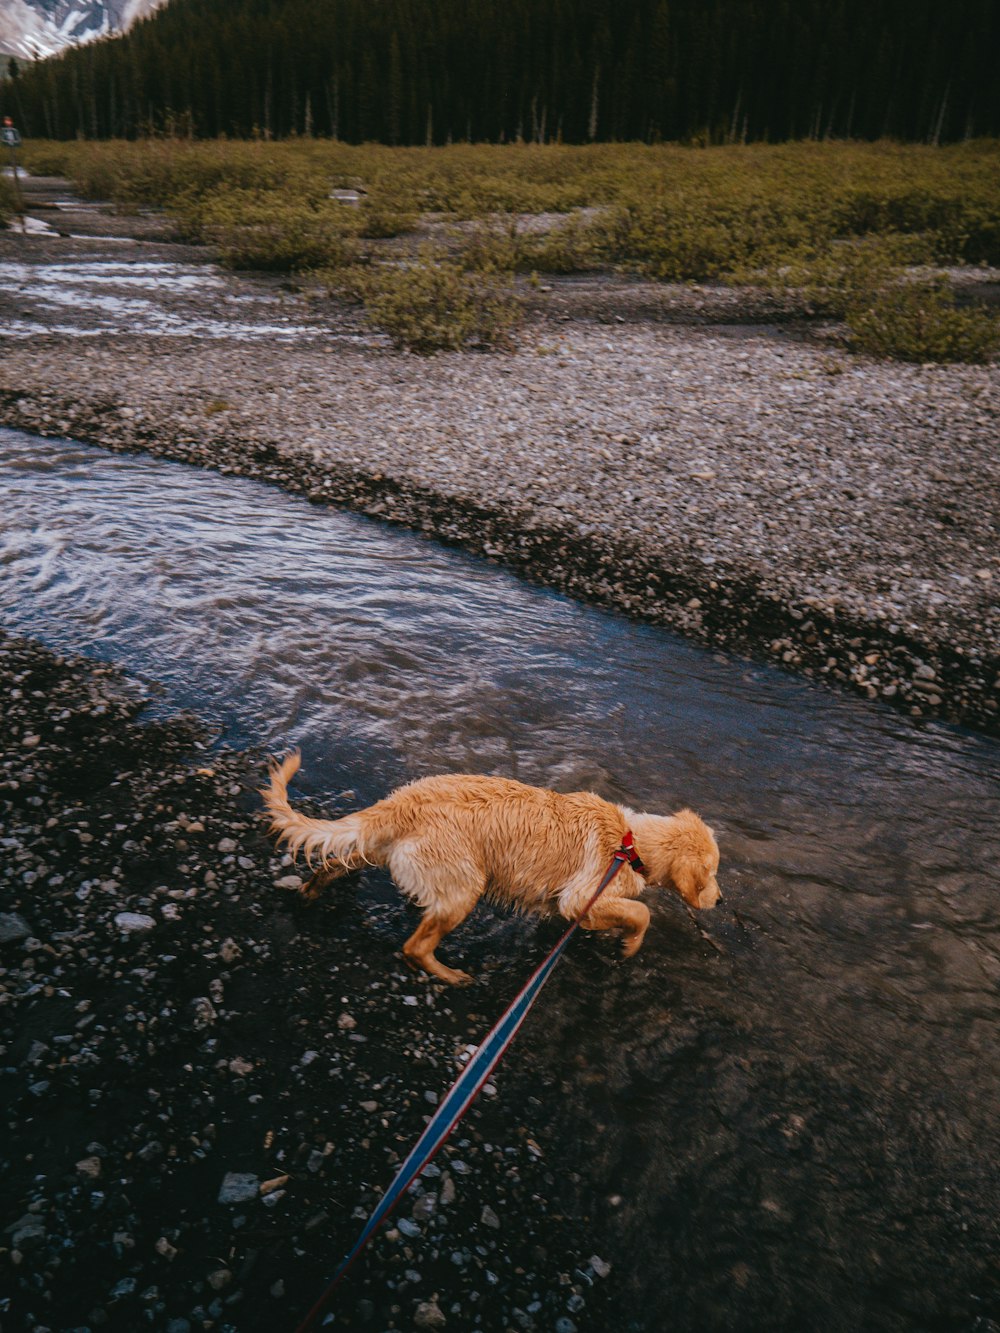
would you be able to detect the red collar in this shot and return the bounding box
[619,830,646,875]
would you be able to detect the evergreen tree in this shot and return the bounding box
[6,0,998,143]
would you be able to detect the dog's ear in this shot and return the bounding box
[672,859,703,908]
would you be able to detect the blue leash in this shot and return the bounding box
[295,836,642,1331]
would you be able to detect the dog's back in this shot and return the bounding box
[361,773,629,912]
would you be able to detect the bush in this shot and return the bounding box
[346,248,522,352]
[175,187,359,271]
[520,210,615,273]
[457,220,527,272]
[355,194,417,238]
[831,184,1000,265]
[847,281,999,363]
[763,236,927,317]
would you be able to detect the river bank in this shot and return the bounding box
[0,629,615,1332]
[3,615,1000,1333]
[1,191,998,735]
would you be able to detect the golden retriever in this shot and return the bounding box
[262,753,721,985]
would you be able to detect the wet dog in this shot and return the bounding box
[262,752,721,985]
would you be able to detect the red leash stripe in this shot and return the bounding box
[294,839,638,1332]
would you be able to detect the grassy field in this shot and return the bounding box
[14,138,1000,358]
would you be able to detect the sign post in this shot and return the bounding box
[2,117,25,230]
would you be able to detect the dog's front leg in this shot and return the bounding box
[579,898,651,958]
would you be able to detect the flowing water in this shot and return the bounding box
[0,256,352,340]
[1,427,998,1330]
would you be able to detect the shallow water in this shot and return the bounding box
[1,427,998,1329]
[0,257,348,340]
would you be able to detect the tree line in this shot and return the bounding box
[4,0,998,144]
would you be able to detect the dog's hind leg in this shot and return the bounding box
[578,898,651,958]
[391,847,482,985]
[402,904,476,986]
[298,852,367,901]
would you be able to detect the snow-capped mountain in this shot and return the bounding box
[0,0,167,59]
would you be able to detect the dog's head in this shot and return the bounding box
[634,809,721,910]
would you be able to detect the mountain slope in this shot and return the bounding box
[0,0,166,59]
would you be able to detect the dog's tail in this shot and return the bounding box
[260,751,367,869]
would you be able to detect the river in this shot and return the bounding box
[1,425,998,1330]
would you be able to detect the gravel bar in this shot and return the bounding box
[1,216,998,735]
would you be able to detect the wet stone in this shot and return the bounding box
[217,1173,259,1205]
[114,911,156,934]
[414,1298,447,1329]
[0,911,32,943]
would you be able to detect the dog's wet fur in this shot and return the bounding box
[262,753,721,985]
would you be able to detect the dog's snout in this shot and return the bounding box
[698,878,721,910]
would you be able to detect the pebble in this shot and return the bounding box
[0,911,32,943]
[217,1173,260,1204]
[114,912,156,934]
[414,1298,447,1329]
[189,996,218,1028]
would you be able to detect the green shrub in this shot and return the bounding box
[831,184,1000,264]
[175,187,359,270]
[762,236,924,317]
[458,220,527,272]
[18,141,76,176]
[847,281,999,363]
[347,248,522,352]
[520,210,615,273]
[355,194,417,238]
[606,195,821,282]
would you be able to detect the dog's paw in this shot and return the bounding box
[438,966,475,987]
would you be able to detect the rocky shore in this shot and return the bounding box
[0,630,615,1332]
[1,191,998,738]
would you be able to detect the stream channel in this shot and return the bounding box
[2,425,999,1330]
